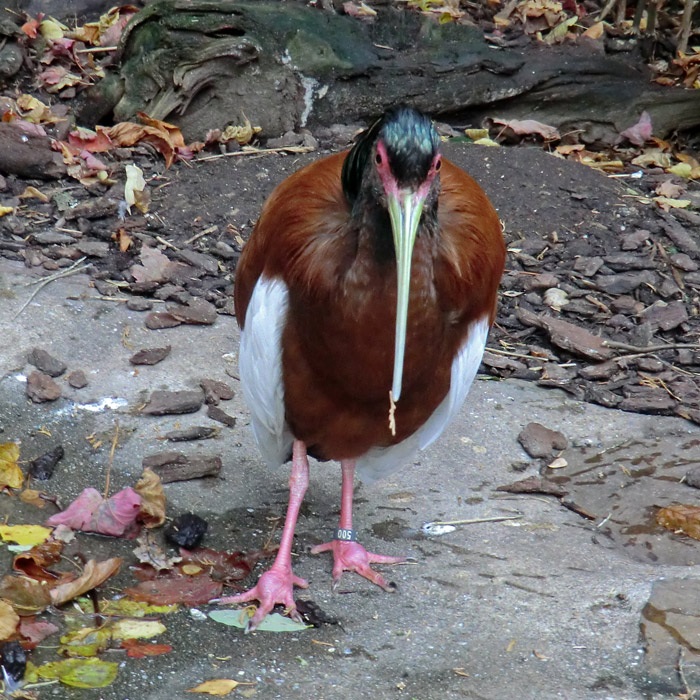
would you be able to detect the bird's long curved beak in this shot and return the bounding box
[387,188,427,402]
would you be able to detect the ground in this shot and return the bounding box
[1,140,700,699]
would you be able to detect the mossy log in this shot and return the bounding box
[77,0,700,142]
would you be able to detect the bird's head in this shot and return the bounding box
[342,106,442,403]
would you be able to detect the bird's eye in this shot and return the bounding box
[434,159,442,172]
[375,152,382,165]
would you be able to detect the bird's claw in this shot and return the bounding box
[311,539,403,592]
[212,565,308,632]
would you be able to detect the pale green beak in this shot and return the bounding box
[386,189,427,402]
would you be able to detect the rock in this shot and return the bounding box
[640,300,689,331]
[126,297,154,311]
[28,348,66,377]
[658,212,699,255]
[610,295,644,314]
[517,422,568,458]
[635,357,663,372]
[154,283,187,301]
[129,346,172,365]
[669,253,698,271]
[144,312,182,329]
[143,452,222,483]
[212,241,236,260]
[165,513,208,549]
[63,197,119,220]
[29,445,64,480]
[579,360,619,380]
[207,405,237,427]
[26,371,61,402]
[164,426,218,442]
[30,231,76,245]
[516,309,613,361]
[141,390,204,415]
[603,252,656,270]
[76,240,109,258]
[618,392,676,413]
[620,229,651,250]
[585,387,622,407]
[67,370,88,388]
[200,378,234,404]
[176,249,219,274]
[640,579,700,694]
[572,256,604,276]
[685,466,700,489]
[595,270,656,295]
[167,299,217,325]
[525,273,559,290]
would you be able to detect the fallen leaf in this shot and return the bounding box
[464,128,490,140]
[25,658,118,688]
[547,457,568,469]
[582,21,604,39]
[0,600,20,641]
[125,573,222,606]
[20,489,47,509]
[492,118,560,140]
[179,547,259,585]
[343,1,378,18]
[209,609,309,633]
[131,245,177,285]
[46,487,141,537]
[110,619,166,640]
[59,626,111,657]
[112,228,133,252]
[122,640,173,657]
[124,163,149,214]
[0,442,24,489]
[657,504,700,540]
[0,524,51,547]
[631,148,673,169]
[13,536,63,581]
[19,618,59,646]
[219,114,262,146]
[187,679,254,695]
[133,532,181,572]
[0,206,15,217]
[654,196,691,211]
[655,179,684,198]
[620,111,652,146]
[68,126,113,153]
[50,557,122,606]
[39,18,65,41]
[19,186,49,202]
[0,575,52,614]
[21,19,40,38]
[135,467,166,528]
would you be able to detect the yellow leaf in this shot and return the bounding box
[654,196,691,210]
[668,162,693,178]
[182,564,202,576]
[134,467,165,528]
[220,114,261,146]
[0,442,23,489]
[0,600,19,641]
[124,164,149,214]
[110,619,166,640]
[19,186,49,202]
[0,206,14,217]
[464,128,489,140]
[582,21,605,39]
[20,489,46,508]
[0,525,51,547]
[187,679,254,695]
[473,137,500,147]
[39,19,66,41]
[26,658,118,688]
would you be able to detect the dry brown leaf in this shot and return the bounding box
[135,467,166,528]
[20,489,46,509]
[19,186,49,202]
[493,118,560,140]
[655,179,684,198]
[657,504,700,540]
[0,575,52,615]
[0,600,19,641]
[50,558,122,606]
[582,21,605,39]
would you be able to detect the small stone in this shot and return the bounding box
[525,273,559,291]
[30,231,75,245]
[635,358,663,372]
[517,422,568,458]
[67,370,88,388]
[669,253,698,272]
[641,301,689,331]
[141,390,204,415]
[176,250,219,275]
[595,271,656,295]
[610,296,643,314]
[579,360,619,380]
[143,452,222,482]
[573,256,604,276]
[126,298,154,312]
[164,426,218,442]
[620,230,650,250]
[618,392,675,413]
[130,346,171,366]
[165,513,208,549]
[213,241,236,260]
[26,371,61,402]
[144,312,182,330]
[200,378,235,404]
[167,299,217,325]
[28,348,66,377]
[76,240,109,258]
[154,283,187,301]
[207,405,236,428]
[29,445,64,480]
[603,252,656,270]
[685,466,700,489]
[63,197,119,220]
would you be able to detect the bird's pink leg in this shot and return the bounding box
[213,440,309,631]
[310,459,403,591]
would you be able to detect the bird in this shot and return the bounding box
[216,105,505,630]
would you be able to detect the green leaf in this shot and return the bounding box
[28,658,118,687]
[209,609,309,633]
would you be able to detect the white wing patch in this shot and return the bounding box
[238,276,293,469]
[356,316,491,483]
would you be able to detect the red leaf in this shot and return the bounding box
[125,574,222,605]
[122,640,173,658]
[19,618,59,647]
[179,548,259,586]
[46,487,141,538]
[21,19,40,38]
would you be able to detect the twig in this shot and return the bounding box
[14,257,88,319]
[155,235,180,252]
[197,145,314,162]
[602,340,700,354]
[183,225,218,246]
[677,648,697,699]
[425,515,522,526]
[104,422,120,499]
[486,347,536,361]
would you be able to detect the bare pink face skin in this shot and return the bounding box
[374,139,442,206]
